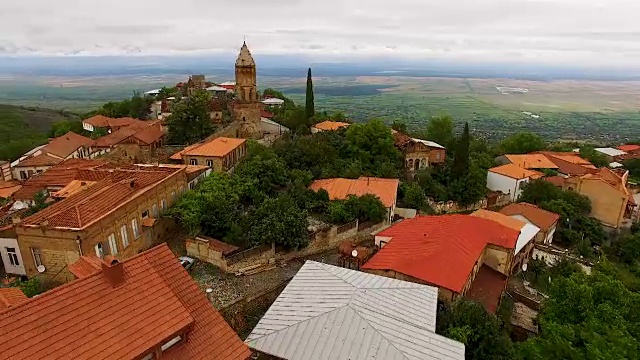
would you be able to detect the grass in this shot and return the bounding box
[0,104,78,161]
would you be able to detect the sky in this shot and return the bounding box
[0,0,638,66]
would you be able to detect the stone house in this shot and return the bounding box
[170,137,247,173]
[82,115,145,133]
[363,214,521,313]
[91,121,166,158]
[11,132,94,181]
[392,130,446,174]
[5,166,188,282]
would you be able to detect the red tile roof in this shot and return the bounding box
[465,265,508,314]
[12,159,108,200]
[618,144,640,152]
[0,181,22,199]
[84,115,145,130]
[68,255,102,278]
[0,244,250,359]
[15,153,64,168]
[536,152,596,175]
[132,122,166,145]
[43,132,94,159]
[489,164,543,180]
[0,288,28,311]
[309,177,399,208]
[92,121,163,148]
[313,120,350,131]
[500,202,560,231]
[362,215,519,293]
[471,209,526,231]
[504,154,559,169]
[20,166,182,229]
[544,176,565,187]
[260,109,274,118]
[196,236,239,255]
[173,137,246,158]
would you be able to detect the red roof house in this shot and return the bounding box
[0,244,251,359]
[362,215,519,312]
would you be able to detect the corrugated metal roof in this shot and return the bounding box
[246,261,465,360]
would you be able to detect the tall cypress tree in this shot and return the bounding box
[305,68,315,120]
[452,122,470,178]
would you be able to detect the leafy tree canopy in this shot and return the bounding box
[499,132,547,154]
[166,90,215,144]
[579,145,609,167]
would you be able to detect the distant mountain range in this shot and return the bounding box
[2,54,640,81]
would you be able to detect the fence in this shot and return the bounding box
[226,245,273,265]
[337,220,358,234]
[357,220,376,232]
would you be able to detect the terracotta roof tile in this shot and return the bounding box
[500,202,560,231]
[142,218,157,227]
[0,244,250,359]
[362,215,519,293]
[260,109,274,118]
[313,121,350,131]
[43,132,94,158]
[618,144,640,152]
[196,236,239,255]
[504,154,559,169]
[178,137,246,158]
[84,115,145,130]
[68,256,102,278]
[51,180,97,198]
[20,167,182,229]
[12,159,107,200]
[489,164,543,180]
[14,153,63,167]
[131,122,166,145]
[471,209,527,231]
[0,181,22,198]
[544,176,565,187]
[0,288,28,311]
[309,177,399,208]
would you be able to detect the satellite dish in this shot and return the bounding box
[522,263,528,272]
[351,249,358,258]
[36,265,46,273]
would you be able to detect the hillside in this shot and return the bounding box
[0,104,78,162]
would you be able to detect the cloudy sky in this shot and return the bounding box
[0,0,637,66]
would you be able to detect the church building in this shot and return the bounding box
[232,42,262,139]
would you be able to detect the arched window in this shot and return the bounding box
[414,159,420,171]
[420,158,427,169]
[408,159,414,169]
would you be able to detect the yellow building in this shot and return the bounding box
[564,168,634,228]
[170,137,247,173]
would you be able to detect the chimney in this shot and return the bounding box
[101,255,125,288]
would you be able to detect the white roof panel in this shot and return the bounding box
[514,223,540,254]
[412,138,446,149]
[595,147,627,157]
[246,261,465,360]
[609,162,624,168]
[262,98,285,105]
[206,85,228,91]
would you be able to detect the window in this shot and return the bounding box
[152,204,158,217]
[436,152,441,160]
[190,159,198,165]
[161,335,182,351]
[108,233,118,255]
[161,199,167,211]
[120,224,130,248]
[95,243,104,258]
[19,171,27,180]
[206,159,213,167]
[131,219,140,239]
[6,247,19,266]
[171,191,176,202]
[189,182,195,190]
[142,210,149,219]
[31,248,43,267]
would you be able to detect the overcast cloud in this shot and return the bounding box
[0,0,638,65]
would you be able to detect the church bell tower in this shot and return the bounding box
[233,42,262,139]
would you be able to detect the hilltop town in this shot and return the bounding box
[1,42,640,360]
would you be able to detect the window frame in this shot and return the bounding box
[6,247,19,266]
[161,199,167,211]
[206,159,213,167]
[120,225,129,248]
[152,204,158,217]
[189,159,197,166]
[95,242,104,258]
[131,218,140,239]
[108,233,118,255]
[31,248,43,267]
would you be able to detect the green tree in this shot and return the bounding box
[451,122,470,178]
[344,119,403,177]
[423,115,454,149]
[167,90,215,144]
[624,158,640,180]
[400,182,427,209]
[305,68,315,120]
[499,132,546,154]
[391,119,408,133]
[24,190,51,216]
[580,145,609,167]
[448,163,487,206]
[437,299,515,360]
[49,120,85,138]
[415,170,448,202]
[245,194,309,249]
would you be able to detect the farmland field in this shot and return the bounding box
[1,74,640,142]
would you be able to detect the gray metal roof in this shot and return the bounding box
[246,261,465,360]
